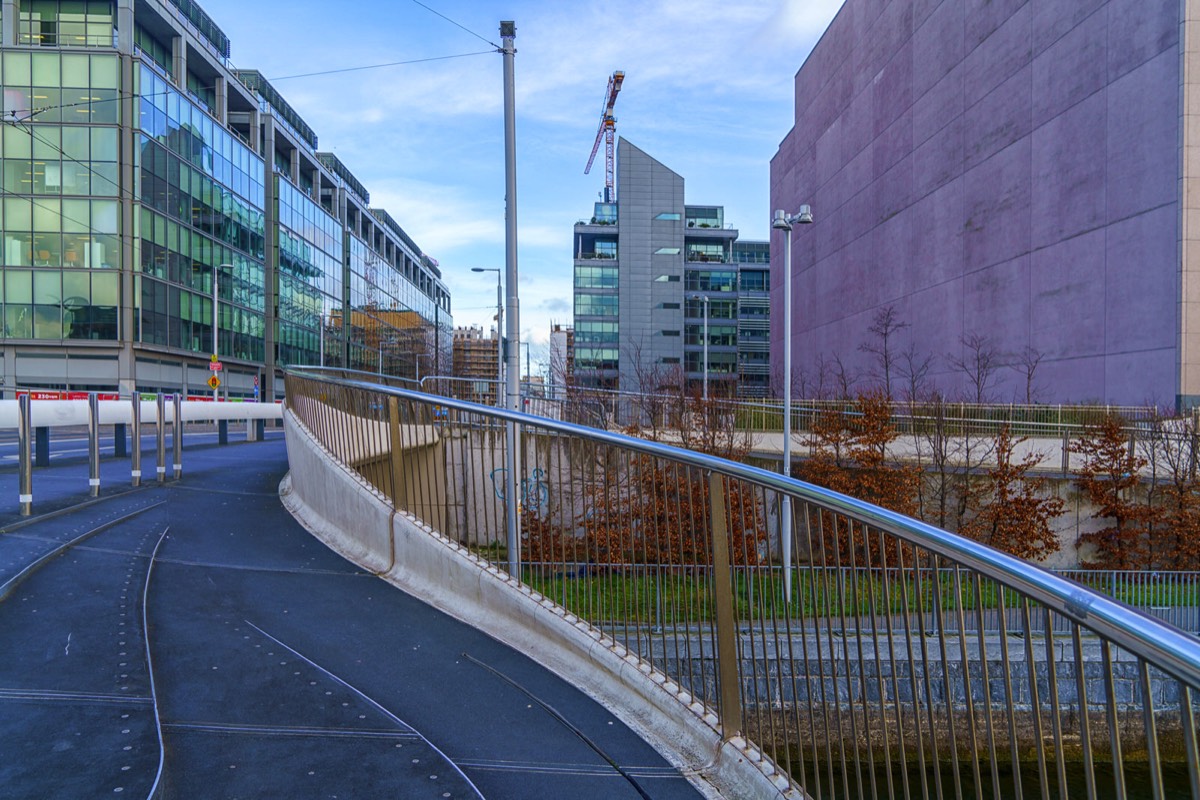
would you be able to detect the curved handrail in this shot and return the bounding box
[287,366,1200,689]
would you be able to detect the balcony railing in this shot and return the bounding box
[284,367,1200,799]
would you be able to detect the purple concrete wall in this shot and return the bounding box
[771,0,1181,405]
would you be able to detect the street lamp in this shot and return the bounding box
[691,294,710,401]
[772,204,812,603]
[472,267,503,406]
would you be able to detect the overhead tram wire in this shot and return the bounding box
[408,0,500,50]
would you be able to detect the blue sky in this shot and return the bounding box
[198,0,845,368]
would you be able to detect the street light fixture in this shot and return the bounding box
[772,204,812,603]
[472,267,504,406]
[690,294,710,401]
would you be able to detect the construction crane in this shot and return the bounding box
[584,70,625,204]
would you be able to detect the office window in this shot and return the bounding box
[654,212,681,220]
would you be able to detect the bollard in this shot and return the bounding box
[18,394,32,516]
[88,392,100,497]
[218,419,228,445]
[113,423,127,458]
[130,395,141,487]
[156,394,166,484]
[172,394,182,479]
[247,417,263,442]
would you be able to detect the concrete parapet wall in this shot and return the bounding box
[279,408,802,800]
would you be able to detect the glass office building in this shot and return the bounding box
[0,0,451,401]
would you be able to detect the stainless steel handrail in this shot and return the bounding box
[285,366,1200,799]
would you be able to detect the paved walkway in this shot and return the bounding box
[0,439,703,799]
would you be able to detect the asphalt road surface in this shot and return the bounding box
[0,438,704,799]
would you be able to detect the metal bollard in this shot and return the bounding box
[88,392,100,497]
[18,394,32,516]
[156,394,166,484]
[130,395,142,487]
[172,394,182,479]
[218,419,228,445]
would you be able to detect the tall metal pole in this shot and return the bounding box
[18,394,32,516]
[500,20,521,578]
[781,225,793,601]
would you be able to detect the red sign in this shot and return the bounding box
[209,362,223,372]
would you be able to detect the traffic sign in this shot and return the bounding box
[210,353,218,362]
[207,375,220,390]
[209,361,223,372]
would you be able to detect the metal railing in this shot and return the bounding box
[284,367,1200,799]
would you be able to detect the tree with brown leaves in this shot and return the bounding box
[961,426,1064,561]
[1071,416,1158,569]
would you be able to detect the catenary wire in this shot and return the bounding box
[409,0,500,50]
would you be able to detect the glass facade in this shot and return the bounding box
[0,2,450,395]
[136,64,266,360]
[276,176,341,368]
[1,51,121,341]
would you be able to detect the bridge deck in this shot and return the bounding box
[0,439,702,799]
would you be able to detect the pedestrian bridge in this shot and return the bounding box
[285,367,1200,799]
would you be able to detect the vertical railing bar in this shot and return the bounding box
[913,553,944,800]
[952,566,982,800]
[860,525,893,800]
[995,585,1023,798]
[387,397,404,511]
[896,541,931,800]
[811,506,836,798]
[930,558,963,800]
[878,532,911,800]
[801,502,825,800]
[845,521,877,800]
[1101,641,1126,799]
[1070,623,1097,800]
[825,514,854,800]
[630,450,650,664]
[970,574,1001,800]
[743,480,775,775]
[707,471,742,741]
[1138,658,1165,800]
[778,488,807,794]
[694,462,714,715]
[1181,685,1200,800]
[1021,597,1050,800]
[1042,608,1068,800]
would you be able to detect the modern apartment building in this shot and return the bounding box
[572,138,769,397]
[771,0,1191,407]
[0,0,450,402]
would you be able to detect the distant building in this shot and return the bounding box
[452,325,501,404]
[771,0,1191,407]
[0,0,450,402]
[572,139,770,397]
[548,323,574,399]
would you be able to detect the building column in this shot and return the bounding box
[115,0,134,54]
[311,168,321,202]
[171,34,186,86]
[2,0,18,47]
[290,149,300,186]
[1181,3,1200,409]
[214,76,227,123]
[118,49,138,398]
[262,117,278,403]
[247,107,260,152]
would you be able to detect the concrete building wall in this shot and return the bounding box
[617,140,685,390]
[771,0,1184,406]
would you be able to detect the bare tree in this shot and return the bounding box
[949,333,1001,405]
[858,305,909,399]
[1011,345,1045,404]
[827,353,858,400]
[897,342,934,405]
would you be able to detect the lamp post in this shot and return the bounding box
[472,267,504,406]
[771,204,812,603]
[691,294,710,400]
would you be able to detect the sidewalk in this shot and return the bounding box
[0,439,704,799]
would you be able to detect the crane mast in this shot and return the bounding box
[584,70,625,204]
